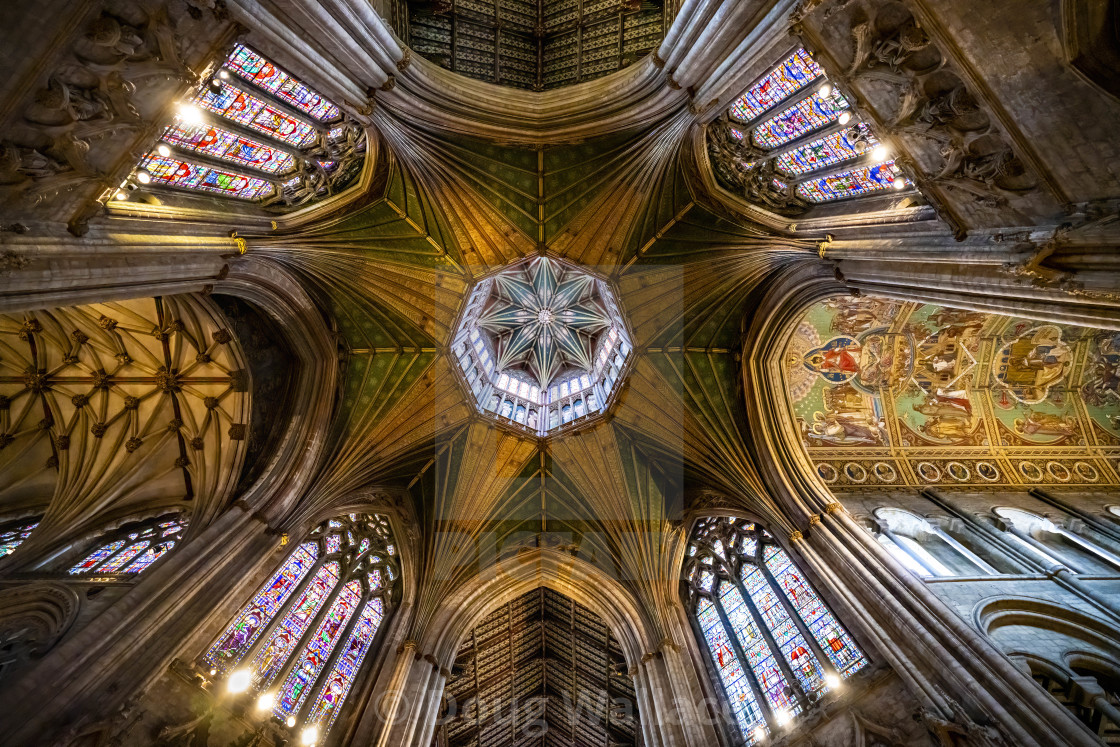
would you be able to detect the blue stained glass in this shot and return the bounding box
[274,580,362,719]
[326,534,341,554]
[306,598,385,736]
[160,123,296,174]
[0,521,38,559]
[765,546,866,676]
[204,543,318,674]
[731,49,823,123]
[774,126,877,176]
[753,92,850,150]
[796,161,900,203]
[743,567,826,695]
[195,86,318,148]
[140,154,274,200]
[719,581,798,715]
[97,541,148,573]
[697,600,766,741]
[69,540,126,574]
[125,540,175,574]
[249,561,340,690]
[225,44,341,122]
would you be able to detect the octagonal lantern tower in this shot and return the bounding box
[451,255,633,437]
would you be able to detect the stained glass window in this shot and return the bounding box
[752,92,850,150]
[774,125,877,176]
[796,161,901,203]
[68,515,188,576]
[0,518,40,559]
[140,155,274,200]
[160,123,297,174]
[730,49,823,123]
[684,517,866,741]
[225,44,342,122]
[196,86,319,148]
[200,514,398,742]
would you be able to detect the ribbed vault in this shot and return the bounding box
[441,587,638,747]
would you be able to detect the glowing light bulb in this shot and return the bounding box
[837,111,852,126]
[752,725,767,742]
[114,191,129,201]
[286,716,297,728]
[871,144,890,161]
[227,668,252,694]
[209,668,217,676]
[300,726,319,746]
[817,82,832,98]
[775,708,791,726]
[824,672,841,689]
[219,69,230,80]
[893,176,907,190]
[178,103,203,125]
[157,144,171,157]
[136,169,151,184]
[256,692,275,710]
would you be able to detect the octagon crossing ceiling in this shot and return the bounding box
[440,587,638,747]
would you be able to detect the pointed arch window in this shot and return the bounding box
[202,513,398,741]
[120,44,365,208]
[0,517,40,559]
[711,48,912,211]
[684,517,866,743]
[67,514,187,576]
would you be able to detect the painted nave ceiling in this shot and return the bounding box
[0,0,1119,746]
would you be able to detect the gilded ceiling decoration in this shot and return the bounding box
[0,296,250,553]
[452,255,633,435]
[440,587,638,747]
[783,296,1120,490]
[404,0,667,90]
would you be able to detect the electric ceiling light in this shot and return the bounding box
[893,176,907,190]
[817,82,832,98]
[227,668,251,694]
[824,672,841,689]
[114,191,128,200]
[256,692,275,710]
[157,144,171,157]
[837,111,852,125]
[178,103,203,125]
[300,726,319,746]
[136,169,151,184]
[871,144,891,161]
[286,716,297,728]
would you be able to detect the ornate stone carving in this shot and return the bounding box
[262,125,368,211]
[0,583,80,676]
[706,118,810,216]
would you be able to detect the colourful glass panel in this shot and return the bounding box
[160,123,296,174]
[125,540,175,574]
[274,580,362,719]
[225,44,341,122]
[248,561,340,690]
[368,569,382,591]
[0,521,38,558]
[306,598,385,736]
[326,534,341,554]
[774,126,877,176]
[697,599,766,741]
[796,161,898,203]
[141,155,273,200]
[752,92,850,149]
[69,539,126,574]
[719,581,798,716]
[730,49,822,123]
[743,566,826,695]
[765,546,866,676]
[196,86,318,148]
[204,543,318,674]
[97,541,148,573]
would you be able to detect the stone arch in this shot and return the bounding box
[0,582,80,681]
[975,596,1120,662]
[1061,0,1120,101]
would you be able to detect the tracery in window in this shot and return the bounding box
[202,513,397,743]
[118,44,366,209]
[873,508,998,578]
[995,508,1120,575]
[684,517,866,743]
[68,515,187,576]
[0,518,40,559]
[709,47,911,215]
